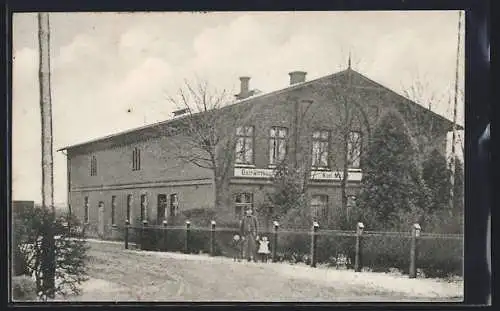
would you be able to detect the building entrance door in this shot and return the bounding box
[157,194,167,223]
[98,201,105,238]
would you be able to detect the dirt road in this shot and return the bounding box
[66,240,463,302]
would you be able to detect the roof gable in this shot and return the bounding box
[340,69,460,131]
[59,69,459,152]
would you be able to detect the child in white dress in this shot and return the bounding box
[257,236,271,262]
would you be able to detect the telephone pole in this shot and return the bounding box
[449,10,462,214]
[38,12,56,298]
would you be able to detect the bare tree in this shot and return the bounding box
[308,66,372,225]
[332,70,371,223]
[401,76,464,164]
[269,65,372,226]
[166,79,258,217]
[401,78,457,166]
[402,74,448,112]
[266,96,317,220]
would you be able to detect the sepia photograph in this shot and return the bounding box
[12,11,465,302]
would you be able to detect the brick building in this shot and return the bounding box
[59,68,455,238]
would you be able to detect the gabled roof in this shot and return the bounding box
[57,69,460,152]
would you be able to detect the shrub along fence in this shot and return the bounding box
[114,220,463,278]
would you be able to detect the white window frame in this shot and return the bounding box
[169,193,179,217]
[269,126,288,165]
[235,126,254,165]
[347,131,362,169]
[312,130,330,168]
[234,192,253,219]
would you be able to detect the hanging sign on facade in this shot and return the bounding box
[310,170,362,181]
[234,167,362,181]
[234,167,275,178]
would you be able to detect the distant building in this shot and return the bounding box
[13,200,35,211]
[58,68,456,238]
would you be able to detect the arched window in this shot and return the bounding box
[90,155,97,176]
[132,147,141,171]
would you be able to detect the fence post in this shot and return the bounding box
[210,220,216,256]
[310,221,319,268]
[272,221,279,263]
[409,223,421,278]
[354,222,364,272]
[141,220,148,250]
[124,219,130,249]
[185,220,191,254]
[162,220,168,252]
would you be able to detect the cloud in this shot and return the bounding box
[12,47,42,202]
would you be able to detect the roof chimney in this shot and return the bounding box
[289,71,307,85]
[236,76,251,100]
[172,108,190,117]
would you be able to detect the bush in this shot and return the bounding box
[417,236,463,277]
[12,276,37,301]
[276,231,310,261]
[13,205,89,299]
[360,235,411,273]
[181,208,217,227]
[316,234,355,267]
[135,208,240,253]
[13,244,30,277]
[138,222,239,256]
[357,234,462,277]
[214,229,240,257]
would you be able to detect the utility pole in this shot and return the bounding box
[38,12,56,298]
[449,10,462,214]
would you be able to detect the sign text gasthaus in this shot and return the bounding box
[233,167,362,181]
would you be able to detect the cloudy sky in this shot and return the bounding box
[12,11,465,204]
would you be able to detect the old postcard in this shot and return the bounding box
[12,11,465,302]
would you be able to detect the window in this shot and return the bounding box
[126,194,132,222]
[132,147,141,171]
[234,193,253,219]
[90,155,97,176]
[169,194,179,217]
[84,196,89,223]
[311,195,328,220]
[269,127,288,165]
[140,194,147,222]
[312,130,330,168]
[111,196,116,225]
[235,126,254,165]
[347,131,362,169]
